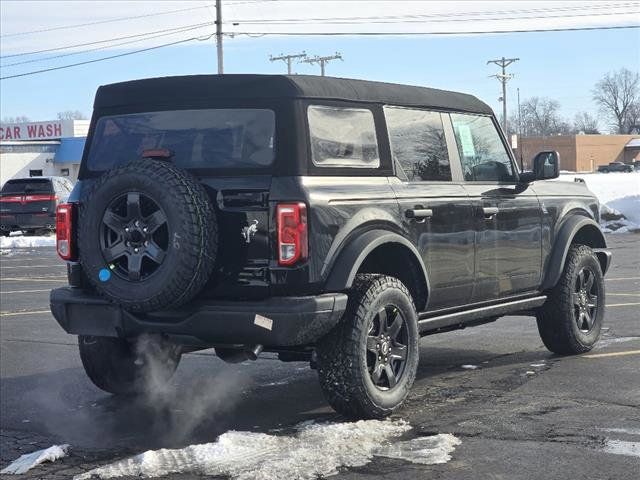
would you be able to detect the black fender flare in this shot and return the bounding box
[324,229,430,297]
[541,216,609,290]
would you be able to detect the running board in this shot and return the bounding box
[418,295,547,335]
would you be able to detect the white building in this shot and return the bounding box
[0,119,89,186]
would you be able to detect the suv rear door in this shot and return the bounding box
[386,107,475,310]
[449,113,542,301]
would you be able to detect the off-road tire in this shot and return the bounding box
[78,158,217,312]
[78,335,181,395]
[316,274,419,419]
[537,245,605,355]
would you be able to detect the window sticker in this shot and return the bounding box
[456,124,476,157]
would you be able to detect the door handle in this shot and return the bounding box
[406,208,433,220]
[482,207,499,219]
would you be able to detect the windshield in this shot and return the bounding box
[1,179,52,194]
[87,109,275,171]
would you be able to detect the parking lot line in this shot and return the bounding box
[0,265,65,269]
[0,289,51,294]
[605,277,640,282]
[582,350,640,359]
[606,302,640,307]
[607,292,640,297]
[0,277,66,282]
[0,310,51,317]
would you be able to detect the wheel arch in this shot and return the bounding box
[324,229,430,311]
[541,215,609,290]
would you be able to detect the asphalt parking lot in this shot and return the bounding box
[1,234,639,479]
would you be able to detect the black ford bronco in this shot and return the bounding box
[50,75,611,419]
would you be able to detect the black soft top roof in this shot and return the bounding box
[94,74,492,115]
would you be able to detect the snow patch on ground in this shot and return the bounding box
[74,420,460,480]
[1,444,69,474]
[555,172,640,233]
[595,336,638,349]
[461,365,479,370]
[603,439,640,458]
[0,234,56,249]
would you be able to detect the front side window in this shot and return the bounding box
[87,109,275,171]
[450,113,515,182]
[385,107,451,181]
[308,105,380,168]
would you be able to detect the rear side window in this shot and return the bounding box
[308,105,380,168]
[450,113,515,182]
[87,109,275,171]
[385,107,451,181]
[1,179,52,194]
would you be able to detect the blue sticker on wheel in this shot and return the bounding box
[99,268,111,282]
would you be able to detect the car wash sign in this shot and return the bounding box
[0,120,74,141]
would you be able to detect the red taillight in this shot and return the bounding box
[0,194,57,203]
[277,203,308,266]
[56,203,75,261]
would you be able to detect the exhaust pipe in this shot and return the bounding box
[246,344,263,361]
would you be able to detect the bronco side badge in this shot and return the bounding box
[241,219,259,244]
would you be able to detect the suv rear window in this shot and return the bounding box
[308,105,380,168]
[86,109,275,171]
[1,179,52,194]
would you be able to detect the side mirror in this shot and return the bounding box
[520,151,560,183]
[533,151,560,180]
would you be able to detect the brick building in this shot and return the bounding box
[516,134,640,172]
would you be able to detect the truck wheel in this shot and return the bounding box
[536,245,605,355]
[316,274,419,419]
[78,335,181,395]
[78,158,217,313]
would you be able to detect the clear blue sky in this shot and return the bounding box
[1,26,638,131]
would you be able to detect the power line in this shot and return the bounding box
[228,24,640,36]
[0,34,213,81]
[0,5,213,38]
[0,22,215,59]
[228,2,638,23]
[1,23,214,68]
[231,10,639,25]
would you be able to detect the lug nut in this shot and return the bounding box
[125,227,129,232]
[143,227,148,233]
[144,241,149,246]
[134,248,139,253]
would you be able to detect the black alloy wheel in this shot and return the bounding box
[366,305,409,390]
[572,266,599,333]
[100,192,169,281]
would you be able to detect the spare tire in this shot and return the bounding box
[79,159,217,312]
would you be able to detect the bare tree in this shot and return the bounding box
[57,110,87,120]
[592,68,640,134]
[2,115,30,123]
[573,112,600,134]
[518,97,571,137]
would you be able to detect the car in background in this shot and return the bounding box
[0,177,74,236]
[597,161,634,173]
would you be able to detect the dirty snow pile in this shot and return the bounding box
[1,444,69,474]
[555,172,640,233]
[0,233,56,249]
[74,420,461,480]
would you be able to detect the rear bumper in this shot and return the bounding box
[50,287,348,347]
[0,213,55,230]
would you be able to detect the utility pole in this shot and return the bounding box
[269,52,307,74]
[487,56,519,134]
[302,52,343,76]
[517,87,524,168]
[216,0,223,74]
